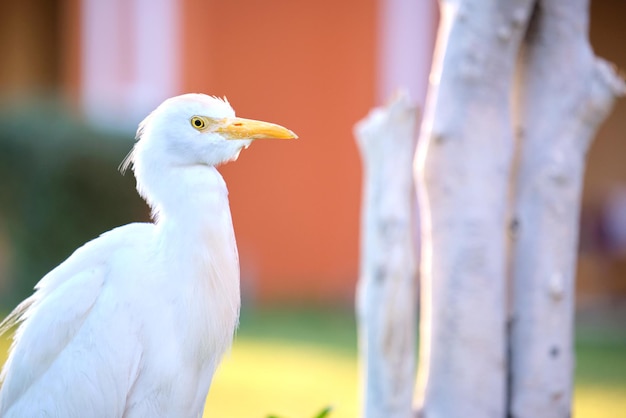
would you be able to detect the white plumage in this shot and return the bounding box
[0,93,296,417]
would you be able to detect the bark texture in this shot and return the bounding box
[509,1,625,417]
[355,92,419,418]
[414,1,535,417]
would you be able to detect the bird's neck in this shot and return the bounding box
[137,165,229,224]
[148,164,240,295]
[149,166,241,366]
[137,165,239,283]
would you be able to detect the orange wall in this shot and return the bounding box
[182,0,377,302]
[61,0,81,103]
[32,0,626,304]
[0,1,61,94]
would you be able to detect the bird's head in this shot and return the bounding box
[121,93,297,218]
[123,93,297,172]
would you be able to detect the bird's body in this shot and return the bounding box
[0,94,296,417]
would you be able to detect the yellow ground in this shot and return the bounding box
[0,308,624,417]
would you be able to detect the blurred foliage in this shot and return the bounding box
[312,407,333,418]
[266,405,333,418]
[0,98,148,306]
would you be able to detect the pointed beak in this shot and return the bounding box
[216,117,298,140]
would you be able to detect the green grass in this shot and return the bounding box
[574,325,626,418]
[1,307,624,417]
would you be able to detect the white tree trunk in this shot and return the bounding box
[355,92,419,418]
[509,1,625,416]
[413,1,534,417]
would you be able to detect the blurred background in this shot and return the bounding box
[0,0,624,417]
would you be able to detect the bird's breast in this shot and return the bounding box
[124,228,241,417]
[158,217,241,363]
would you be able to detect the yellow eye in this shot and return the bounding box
[190,116,206,130]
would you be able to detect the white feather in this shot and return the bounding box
[0,94,255,417]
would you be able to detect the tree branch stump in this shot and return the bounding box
[414,1,535,416]
[355,92,419,418]
[509,1,625,416]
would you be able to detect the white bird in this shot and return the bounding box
[0,93,297,417]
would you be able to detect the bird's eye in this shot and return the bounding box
[190,116,206,130]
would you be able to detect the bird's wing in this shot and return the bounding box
[0,223,153,415]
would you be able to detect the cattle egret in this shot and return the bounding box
[0,93,297,417]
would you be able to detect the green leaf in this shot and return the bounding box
[313,406,333,418]
[264,405,332,418]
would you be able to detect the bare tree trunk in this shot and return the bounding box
[355,92,419,418]
[413,1,534,417]
[509,1,625,416]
